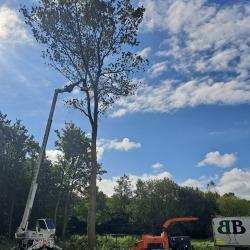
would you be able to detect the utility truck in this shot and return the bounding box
[15,83,80,250]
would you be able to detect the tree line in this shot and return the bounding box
[0,112,250,240]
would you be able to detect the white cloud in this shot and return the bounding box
[181,178,203,189]
[217,168,250,200]
[97,178,118,197]
[0,6,30,44]
[148,61,167,77]
[99,138,141,151]
[198,151,237,168]
[152,162,164,173]
[181,168,250,200]
[97,137,141,160]
[112,1,250,118]
[137,47,151,59]
[46,138,142,163]
[46,149,63,163]
[181,175,219,190]
[110,109,128,118]
[96,147,105,162]
[142,0,250,76]
[140,0,169,31]
[98,171,172,197]
[111,78,250,117]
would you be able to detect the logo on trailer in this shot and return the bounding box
[217,220,246,234]
[217,220,246,245]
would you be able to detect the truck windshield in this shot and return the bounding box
[45,219,55,230]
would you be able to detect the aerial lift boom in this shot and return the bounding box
[15,82,80,250]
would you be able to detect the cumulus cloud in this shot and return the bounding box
[46,138,141,163]
[181,175,219,190]
[46,149,63,163]
[198,151,237,168]
[98,138,141,151]
[217,168,250,200]
[96,147,105,162]
[109,0,250,117]
[152,162,164,173]
[98,171,172,197]
[144,0,250,76]
[148,61,167,78]
[137,47,151,59]
[0,6,30,44]
[181,178,203,189]
[111,78,250,117]
[97,137,141,160]
[181,168,250,200]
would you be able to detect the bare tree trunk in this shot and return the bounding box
[87,126,97,250]
[8,198,15,238]
[62,189,71,239]
[54,188,62,228]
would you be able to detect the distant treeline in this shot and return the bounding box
[0,112,250,239]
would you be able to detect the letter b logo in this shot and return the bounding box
[217,220,246,234]
[218,220,231,234]
[232,220,246,234]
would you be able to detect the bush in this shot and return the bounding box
[0,236,15,250]
[191,239,217,250]
[59,235,137,250]
[59,235,88,250]
[59,235,218,250]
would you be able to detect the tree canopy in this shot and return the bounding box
[21,1,147,248]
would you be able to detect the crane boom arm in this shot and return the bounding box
[18,90,59,232]
[17,80,82,234]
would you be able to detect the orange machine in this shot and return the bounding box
[133,217,199,250]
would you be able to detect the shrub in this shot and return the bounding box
[59,235,137,250]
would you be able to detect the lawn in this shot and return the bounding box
[0,237,15,250]
[0,236,217,250]
[191,239,217,250]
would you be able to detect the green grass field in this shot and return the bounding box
[0,236,217,250]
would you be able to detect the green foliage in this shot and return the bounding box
[52,122,105,237]
[0,112,39,236]
[1,111,250,242]
[20,0,147,113]
[217,193,250,216]
[59,235,137,250]
[0,237,219,250]
[0,236,14,250]
[191,239,216,250]
[54,122,93,194]
[21,1,147,247]
[111,174,133,217]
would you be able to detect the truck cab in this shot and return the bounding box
[36,219,56,235]
[16,218,58,250]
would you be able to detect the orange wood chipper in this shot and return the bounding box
[133,217,199,250]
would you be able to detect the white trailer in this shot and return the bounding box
[212,217,250,250]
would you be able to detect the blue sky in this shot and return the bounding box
[1,0,250,198]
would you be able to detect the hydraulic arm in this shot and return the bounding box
[17,82,80,235]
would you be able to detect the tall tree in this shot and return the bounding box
[112,174,133,217]
[54,122,92,238]
[0,112,38,237]
[21,1,146,248]
[218,193,250,216]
